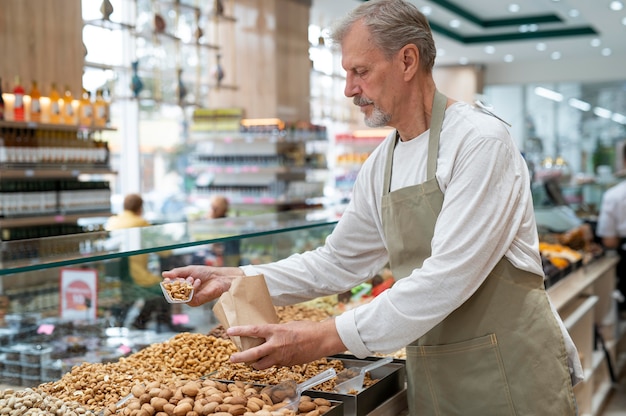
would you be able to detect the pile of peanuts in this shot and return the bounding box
[109,378,334,416]
[162,279,194,302]
[0,388,96,415]
[36,333,237,412]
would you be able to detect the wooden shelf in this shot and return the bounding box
[0,167,116,179]
[0,212,111,228]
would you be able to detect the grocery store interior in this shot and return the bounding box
[1,0,626,414]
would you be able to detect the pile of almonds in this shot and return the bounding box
[110,379,334,416]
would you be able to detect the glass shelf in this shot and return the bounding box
[0,206,343,275]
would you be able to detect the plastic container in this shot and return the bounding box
[160,279,194,303]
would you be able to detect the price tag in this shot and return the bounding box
[37,324,55,335]
[117,344,132,355]
[172,314,190,325]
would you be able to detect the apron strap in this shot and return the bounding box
[382,90,448,193]
[427,90,447,180]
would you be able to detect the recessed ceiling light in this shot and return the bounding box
[568,98,591,112]
[504,54,514,62]
[420,6,433,16]
[484,45,496,54]
[459,57,469,65]
[594,107,613,119]
[612,113,626,124]
[535,87,563,102]
[438,48,446,56]
[622,16,626,25]
[508,4,520,13]
[449,19,461,28]
[610,1,624,11]
[568,9,580,18]
[536,42,547,51]
[551,51,562,60]
[601,48,612,56]
[590,38,601,47]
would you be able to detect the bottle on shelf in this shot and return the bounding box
[93,88,107,128]
[12,76,25,121]
[0,77,5,121]
[49,83,62,124]
[62,85,75,125]
[79,88,93,127]
[29,80,42,123]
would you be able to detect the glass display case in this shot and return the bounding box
[0,207,342,386]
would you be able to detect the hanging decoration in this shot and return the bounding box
[177,68,188,106]
[212,53,225,88]
[131,60,144,99]
[100,0,114,20]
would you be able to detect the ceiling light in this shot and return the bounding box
[484,45,496,54]
[459,57,469,65]
[449,19,461,28]
[420,6,433,16]
[508,4,520,13]
[504,54,514,62]
[612,113,626,124]
[536,43,547,51]
[568,98,591,111]
[568,9,580,18]
[601,48,612,56]
[550,51,562,60]
[622,16,626,25]
[535,87,563,102]
[610,1,624,11]
[438,48,447,56]
[593,107,613,118]
[590,38,602,47]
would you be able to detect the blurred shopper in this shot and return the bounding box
[596,145,626,313]
[106,193,191,332]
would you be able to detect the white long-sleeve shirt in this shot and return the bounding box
[242,102,544,357]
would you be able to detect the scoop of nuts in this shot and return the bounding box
[161,278,194,303]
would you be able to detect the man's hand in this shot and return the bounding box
[162,265,245,306]
[226,318,347,369]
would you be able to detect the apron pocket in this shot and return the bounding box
[406,333,516,416]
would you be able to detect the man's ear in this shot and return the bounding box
[399,44,420,81]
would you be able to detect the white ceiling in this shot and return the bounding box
[310,0,626,82]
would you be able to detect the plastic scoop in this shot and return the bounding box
[334,356,393,394]
[262,368,336,410]
[160,278,194,303]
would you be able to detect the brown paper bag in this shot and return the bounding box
[212,274,279,351]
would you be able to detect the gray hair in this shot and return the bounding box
[330,0,437,72]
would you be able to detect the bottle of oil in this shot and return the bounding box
[79,88,93,127]
[93,88,107,128]
[12,76,25,121]
[48,83,62,124]
[29,80,42,123]
[62,85,75,125]
[0,77,5,121]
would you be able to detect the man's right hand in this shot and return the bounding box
[162,266,245,307]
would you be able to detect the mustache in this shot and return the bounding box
[353,96,374,106]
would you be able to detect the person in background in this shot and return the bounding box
[596,144,626,314]
[106,193,191,332]
[164,1,581,414]
[207,195,241,267]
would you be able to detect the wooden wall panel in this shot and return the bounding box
[0,0,83,97]
[208,0,311,121]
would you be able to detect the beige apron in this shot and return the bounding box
[381,91,577,415]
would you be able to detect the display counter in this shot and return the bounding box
[0,207,624,415]
[547,254,625,416]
